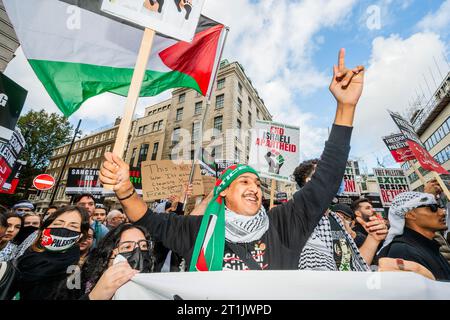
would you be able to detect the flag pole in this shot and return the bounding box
[104,28,155,190]
[269,180,276,209]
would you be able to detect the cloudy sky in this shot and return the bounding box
[4,0,450,173]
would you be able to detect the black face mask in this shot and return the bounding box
[121,247,153,273]
[13,226,39,245]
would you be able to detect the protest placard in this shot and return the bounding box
[141,160,204,201]
[343,161,359,196]
[389,111,448,174]
[0,73,27,143]
[101,0,206,42]
[374,168,410,207]
[382,133,415,163]
[249,120,300,183]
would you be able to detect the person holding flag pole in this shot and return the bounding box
[99,48,365,271]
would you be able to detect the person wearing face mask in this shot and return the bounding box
[54,223,153,300]
[4,206,90,300]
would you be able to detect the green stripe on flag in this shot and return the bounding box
[29,59,201,117]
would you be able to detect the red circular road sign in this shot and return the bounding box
[33,174,56,191]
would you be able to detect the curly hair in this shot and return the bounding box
[292,158,319,188]
[53,224,153,300]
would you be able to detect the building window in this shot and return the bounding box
[151,142,159,161]
[176,108,183,121]
[105,145,112,153]
[192,122,200,143]
[216,94,225,109]
[248,111,252,126]
[256,108,260,119]
[137,144,149,167]
[74,142,79,150]
[179,93,185,103]
[87,138,92,146]
[75,154,81,163]
[130,147,137,166]
[82,152,87,161]
[152,122,158,132]
[101,133,106,142]
[214,116,223,132]
[80,140,85,148]
[69,155,74,165]
[158,120,163,131]
[109,130,115,139]
[195,102,202,115]
[237,98,242,113]
[172,128,180,143]
[238,82,243,94]
[248,96,252,108]
[96,147,103,158]
[235,146,241,163]
[94,136,99,143]
[212,145,222,159]
[89,150,95,159]
[236,119,242,141]
[217,78,225,90]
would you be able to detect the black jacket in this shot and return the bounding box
[378,227,450,281]
[135,124,352,270]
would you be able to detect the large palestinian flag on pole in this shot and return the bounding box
[3,0,226,117]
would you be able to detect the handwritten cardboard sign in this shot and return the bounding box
[141,160,204,201]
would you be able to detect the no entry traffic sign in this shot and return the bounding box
[33,174,55,191]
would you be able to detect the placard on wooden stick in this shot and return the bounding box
[100,0,205,189]
[141,160,205,201]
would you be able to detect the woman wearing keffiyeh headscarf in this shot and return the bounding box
[100,48,365,272]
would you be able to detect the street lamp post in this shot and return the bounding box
[49,119,82,206]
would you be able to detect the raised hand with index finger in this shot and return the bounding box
[329,48,365,108]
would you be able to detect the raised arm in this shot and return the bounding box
[269,48,365,245]
[99,152,147,222]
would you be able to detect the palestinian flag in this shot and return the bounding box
[3,0,226,117]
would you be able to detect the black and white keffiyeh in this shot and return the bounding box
[380,191,437,252]
[225,206,269,243]
[298,211,369,271]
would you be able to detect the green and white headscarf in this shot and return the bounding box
[189,164,263,272]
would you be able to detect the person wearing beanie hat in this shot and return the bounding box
[12,201,35,217]
[378,191,450,281]
[100,48,365,271]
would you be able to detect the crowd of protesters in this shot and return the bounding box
[0,49,449,300]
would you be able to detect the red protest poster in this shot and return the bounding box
[407,140,449,174]
[0,156,12,189]
[382,133,415,163]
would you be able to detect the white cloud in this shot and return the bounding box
[352,32,449,170]
[417,0,450,33]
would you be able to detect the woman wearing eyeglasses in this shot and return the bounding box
[55,223,155,300]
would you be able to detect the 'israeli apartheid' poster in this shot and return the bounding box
[101,0,206,42]
[374,168,410,207]
[249,120,300,183]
